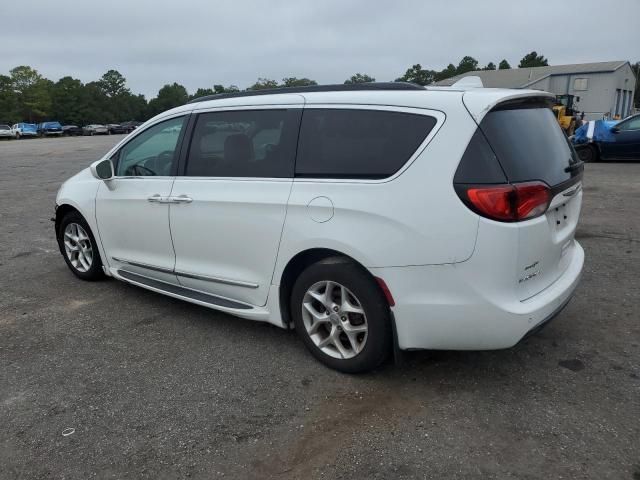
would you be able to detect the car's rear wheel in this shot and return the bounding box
[291,258,391,373]
[57,211,105,281]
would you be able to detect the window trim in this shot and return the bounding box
[292,104,445,184]
[177,104,304,180]
[108,113,190,179]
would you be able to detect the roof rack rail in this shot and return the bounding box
[187,82,424,104]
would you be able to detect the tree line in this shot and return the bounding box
[1,51,637,126]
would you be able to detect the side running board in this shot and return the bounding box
[117,269,253,310]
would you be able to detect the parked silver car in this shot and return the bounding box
[83,124,109,136]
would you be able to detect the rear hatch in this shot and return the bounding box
[455,96,584,300]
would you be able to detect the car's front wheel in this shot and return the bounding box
[57,211,105,281]
[291,258,391,373]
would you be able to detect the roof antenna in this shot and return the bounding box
[452,76,484,88]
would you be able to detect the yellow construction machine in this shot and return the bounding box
[552,94,580,135]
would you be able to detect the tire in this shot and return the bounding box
[57,211,105,281]
[15,133,20,140]
[290,258,391,373]
[577,144,598,163]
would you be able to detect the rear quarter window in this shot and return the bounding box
[295,109,437,179]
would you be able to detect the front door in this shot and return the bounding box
[608,116,640,160]
[169,106,303,306]
[96,115,188,283]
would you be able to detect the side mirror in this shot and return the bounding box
[611,127,620,134]
[90,159,114,180]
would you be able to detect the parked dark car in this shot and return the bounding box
[38,121,63,136]
[107,124,128,134]
[575,114,640,162]
[119,121,142,133]
[62,125,83,136]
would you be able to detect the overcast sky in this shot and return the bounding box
[2,0,639,98]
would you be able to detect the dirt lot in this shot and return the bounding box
[0,136,639,479]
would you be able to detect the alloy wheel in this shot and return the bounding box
[63,223,93,273]
[301,281,368,359]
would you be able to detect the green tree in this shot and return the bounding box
[51,76,87,124]
[248,78,279,90]
[0,74,18,123]
[518,51,549,68]
[10,66,52,122]
[456,56,479,75]
[498,59,511,70]
[434,64,457,82]
[82,81,109,124]
[344,73,375,84]
[395,64,436,85]
[98,70,130,98]
[282,77,317,87]
[483,62,497,71]
[147,83,189,117]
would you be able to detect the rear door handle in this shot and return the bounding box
[170,195,193,204]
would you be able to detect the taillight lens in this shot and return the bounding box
[460,181,550,222]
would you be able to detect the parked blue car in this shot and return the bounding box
[573,114,640,162]
[11,122,38,139]
[38,121,63,137]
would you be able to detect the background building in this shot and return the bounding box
[436,61,637,121]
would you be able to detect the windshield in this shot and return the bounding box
[44,122,62,128]
[0,125,9,130]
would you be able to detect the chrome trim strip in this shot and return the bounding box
[175,270,259,289]
[111,257,174,275]
[112,257,259,289]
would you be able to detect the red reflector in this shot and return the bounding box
[465,181,550,222]
[374,277,395,306]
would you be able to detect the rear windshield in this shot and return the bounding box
[479,106,580,186]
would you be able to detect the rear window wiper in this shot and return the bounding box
[564,160,584,173]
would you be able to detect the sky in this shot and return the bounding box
[2,0,639,99]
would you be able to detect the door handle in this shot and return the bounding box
[170,195,193,204]
[147,194,172,204]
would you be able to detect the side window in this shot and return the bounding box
[295,109,437,179]
[114,116,186,177]
[185,109,300,178]
[619,116,640,131]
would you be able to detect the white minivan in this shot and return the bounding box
[54,83,584,372]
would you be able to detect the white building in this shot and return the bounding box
[436,61,637,121]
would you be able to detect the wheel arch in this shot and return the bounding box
[278,248,392,328]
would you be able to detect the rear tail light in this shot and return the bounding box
[457,181,551,222]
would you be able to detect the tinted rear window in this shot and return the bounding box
[479,107,579,186]
[295,109,436,179]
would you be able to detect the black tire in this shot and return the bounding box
[57,211,105,281]
[290,258,391,373]
[15,133,20,139]
[577,144,598,163]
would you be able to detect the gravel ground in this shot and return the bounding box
[0,136,639,479]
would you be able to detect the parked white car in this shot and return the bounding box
[0,124,14,139]
[54,83,585,372]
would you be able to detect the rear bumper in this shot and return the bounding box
[370,240,584,351]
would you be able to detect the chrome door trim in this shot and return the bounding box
[111,257,175,275]
[112,257,259,289]
[175,270,259,289]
